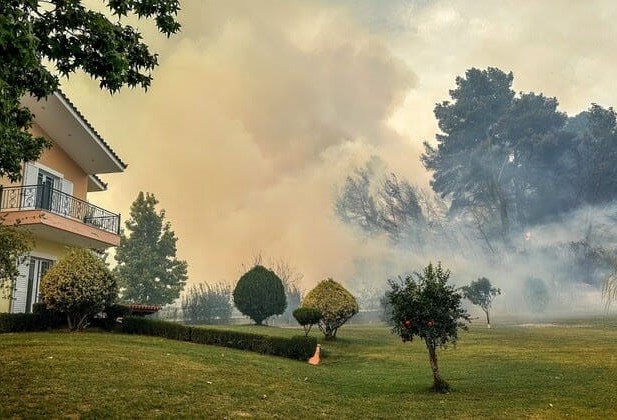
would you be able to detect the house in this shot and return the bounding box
[0,91,126,313]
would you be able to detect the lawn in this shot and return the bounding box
[1,317,616,419]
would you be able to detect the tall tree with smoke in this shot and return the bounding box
[114,192,188,305]
[571,105,617,205]
[422,67,569,241]
[0,0,180,181]
[335,160,427,243]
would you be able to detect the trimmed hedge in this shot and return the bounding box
[90,304,132,331]
[32,303,66,329]
[122,317,191,341]
[0,313,49,333]
[122,316,317,361]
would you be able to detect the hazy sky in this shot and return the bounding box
[62,0,617,292]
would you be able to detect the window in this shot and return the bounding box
[22,162,74,216]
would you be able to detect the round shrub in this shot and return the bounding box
[302,278,358,340]
[40,248,118,331]
[233,265,286,325]
[292,307,322,336]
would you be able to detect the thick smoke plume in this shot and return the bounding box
[60,1,617,318]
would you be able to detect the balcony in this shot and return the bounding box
[0,185,121,248]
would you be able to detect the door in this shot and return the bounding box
[24,257,54,313]
[36,170,58,211]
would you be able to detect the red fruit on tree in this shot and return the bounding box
[427,321,434,327]
[404,320,412,327]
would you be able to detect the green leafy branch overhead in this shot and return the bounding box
[0,0,181,181]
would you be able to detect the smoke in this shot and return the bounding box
[62,0,416,288]
[341,160,617,320]
[58,0,617,317]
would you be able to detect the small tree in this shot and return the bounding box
[233,265,286,325]
[40,248,117,331]
[181,282,232,325]
[0,217,33,297]
[461,277,501,328]
[387,262,470,393]
[302,278,359,340]
[292,307,322,336]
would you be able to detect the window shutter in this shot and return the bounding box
[21,163,38,209]
[59,179,74,217]
[11,259,30,313]
[23,163,38,186]
[61,179,73,196]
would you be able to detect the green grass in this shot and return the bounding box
[1,318,617,419]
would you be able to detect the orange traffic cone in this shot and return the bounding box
[308,344,321,365]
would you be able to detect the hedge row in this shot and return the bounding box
[0,304,140,333]
[122,316,317,361]
[0,313,53,333]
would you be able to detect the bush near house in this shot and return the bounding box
[122,317,316,361]
[40,248,118,331]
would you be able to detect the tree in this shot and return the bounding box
[335,162,380,234]
[0,0,181,182]
[335,160,426,243]
[386,262,470,392]
[422,67,568,240]
[233,265,287,325]
[40,248,117,331]
[570,104,617,205]
[422,67,515,239]
[302,278,359,340]
[292,307,322,336]
[238,254,304,325]
[114,192,188,305]
[461,277,501,328]
[181,282,232,325]
[0,216,34,296]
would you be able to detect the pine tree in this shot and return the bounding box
[114,192,188,305]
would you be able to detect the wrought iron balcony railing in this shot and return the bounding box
[0,184,120,235]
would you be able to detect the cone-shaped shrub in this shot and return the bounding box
[233,265,286,325]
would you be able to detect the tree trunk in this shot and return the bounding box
[498,194,509,238]
[485,310,491,328]
[426,341,449,392]
[491,178,509,239]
